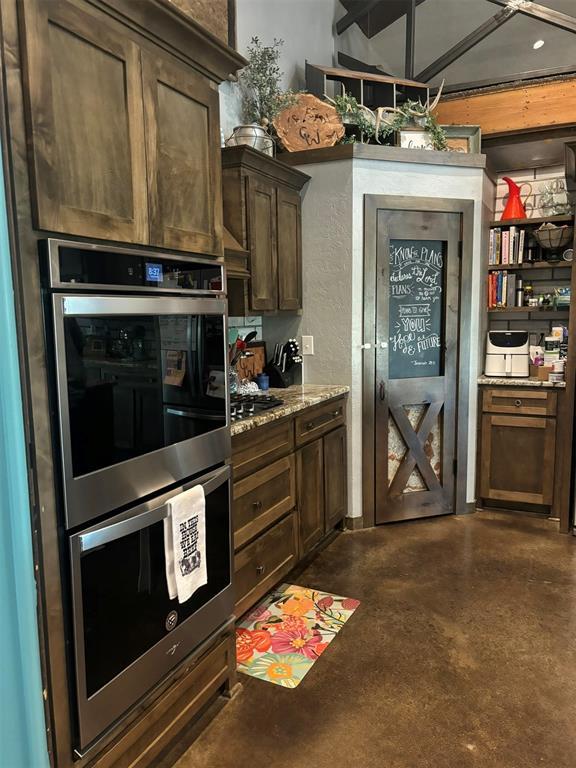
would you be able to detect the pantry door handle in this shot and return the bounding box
[379,380,386,401]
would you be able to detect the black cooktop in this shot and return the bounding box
[230,393,284,421]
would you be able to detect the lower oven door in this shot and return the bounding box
[69,463,233,753]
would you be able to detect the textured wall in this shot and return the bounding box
[219,0,338,138]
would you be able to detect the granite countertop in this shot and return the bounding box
[230,384,350,436]
[477,375,566,389]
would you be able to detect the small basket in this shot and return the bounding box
[533,224,574,251]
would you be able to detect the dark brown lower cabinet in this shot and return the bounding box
[478,387,557,509]
[232,396,348,617]
[297,427,349,556]
[297,438,325,556]
[323,426,348,529]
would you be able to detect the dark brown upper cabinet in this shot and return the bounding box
[142,52,223,255]
[20,0,243,253]
[222,146,309,313]
[20,0,148,243]
[277,187,302,311]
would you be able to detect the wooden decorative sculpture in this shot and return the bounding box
[273,93,344,152]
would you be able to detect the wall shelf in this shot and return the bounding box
[489,214,573,228]
[487,261,572,272]
[488,308,570,319]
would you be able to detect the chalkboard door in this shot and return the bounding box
[375,209,460,523]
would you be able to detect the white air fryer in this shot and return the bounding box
[485,331,529,377]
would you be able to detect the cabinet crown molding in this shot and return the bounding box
[95,0,247,82]
[222,146,310,191]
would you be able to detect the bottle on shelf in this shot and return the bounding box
[523,282,533,307]
[515,277,524,308]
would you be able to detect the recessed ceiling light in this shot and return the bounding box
[533,39,545,49]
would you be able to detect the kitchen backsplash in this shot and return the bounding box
[229,315,262,340]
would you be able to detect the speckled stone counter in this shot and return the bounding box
[230,384,350,436]
[477,375,566,389]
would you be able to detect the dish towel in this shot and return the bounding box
[163,485,207,604]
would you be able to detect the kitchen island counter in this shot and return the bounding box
[230,384,349,436]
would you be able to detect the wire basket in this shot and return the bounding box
[533,224,574,252]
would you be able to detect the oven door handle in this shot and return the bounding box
[77,464,230,553]
[165,407,224,421]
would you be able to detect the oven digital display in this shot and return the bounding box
[146,262,163,283]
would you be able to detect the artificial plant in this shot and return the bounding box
[239,37,296,127]
[330,90,448,151]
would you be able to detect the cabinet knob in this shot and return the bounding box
[332,409,341,418]
[255,565,265,575]
[306,421,315,430]
[252,500,263,511]
[514,399,522,408]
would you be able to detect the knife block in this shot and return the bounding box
[264,363,300,388]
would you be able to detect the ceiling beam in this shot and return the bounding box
[337,52,392,77]
[487,0,576,34]
[405,0,416,78]
[416,6,517,82]
[336,0,383,35]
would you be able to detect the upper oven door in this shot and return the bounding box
[52,294,230,528]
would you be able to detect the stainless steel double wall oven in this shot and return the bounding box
[43,240,234,753]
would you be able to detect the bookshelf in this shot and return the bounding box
[487,214,573,318]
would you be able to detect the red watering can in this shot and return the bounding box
[501,176,533,220]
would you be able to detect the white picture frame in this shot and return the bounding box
[398,128,435,151]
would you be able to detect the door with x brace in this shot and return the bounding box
[375,209,460,523]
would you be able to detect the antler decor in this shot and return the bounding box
[327,80,448,150]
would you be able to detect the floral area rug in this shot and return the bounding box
[235,583,360,688]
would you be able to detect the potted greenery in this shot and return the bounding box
[329,87,447,150]
[226,37,296,156]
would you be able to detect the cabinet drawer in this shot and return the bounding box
[234,512,298,618]
[482,388,557,417]
[95,634,231,768]
[232,418,294,480]
[233,455,296,550]
[295,397,346,447]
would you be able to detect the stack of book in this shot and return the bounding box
[488,226,526,265]
[487,270,518,309]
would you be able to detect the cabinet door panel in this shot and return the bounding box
[21,0,147,242]
[247,176,277,311]
[277,187,302,310]
[297,438,324,556]
[480,414,556,505]
[142,52,223,255]
[324,427,348,529]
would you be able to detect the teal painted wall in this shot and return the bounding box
[0,148,50,765]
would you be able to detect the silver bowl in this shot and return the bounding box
[225,124,274,156]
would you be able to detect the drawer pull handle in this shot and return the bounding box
[332,409,341,418]
[514,399,522,408]
[306,421,315,430]
[256,565,265,575]
[253,500,263,511]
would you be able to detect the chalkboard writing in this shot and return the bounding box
[388,239,444,379]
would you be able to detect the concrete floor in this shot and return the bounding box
[171,511,576,768]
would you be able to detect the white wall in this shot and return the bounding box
[291,156,493,519]
[220,0,338,138]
